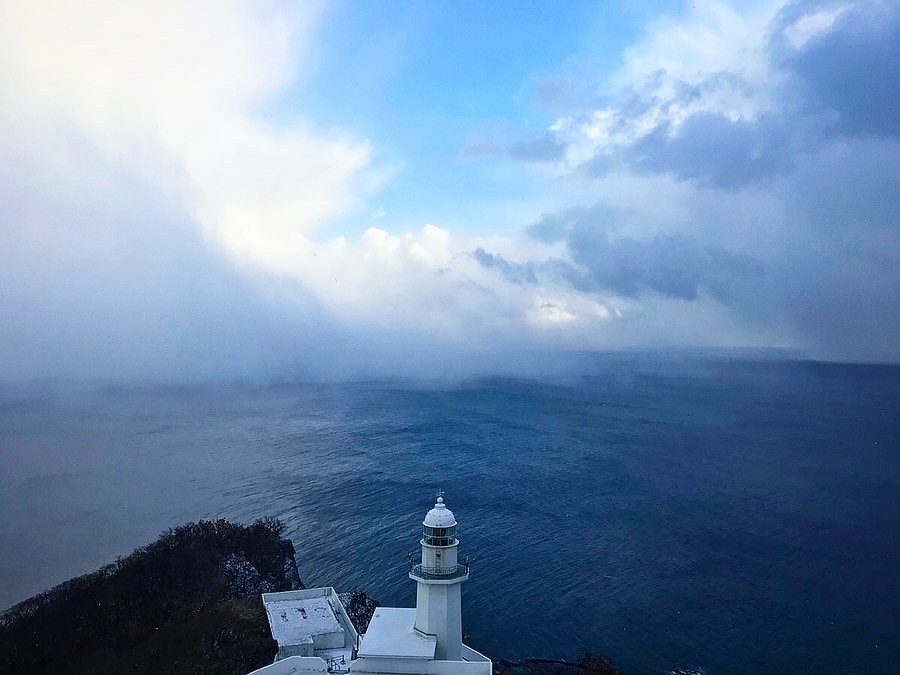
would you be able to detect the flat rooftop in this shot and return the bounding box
[357,607,436,660]
[263,593,342,646]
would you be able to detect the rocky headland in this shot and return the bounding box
[0,519,618,674]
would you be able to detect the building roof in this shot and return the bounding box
[262,590,343,647]
[357,607,437,660]
[423,496,457,528]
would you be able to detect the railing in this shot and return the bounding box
[326,656,350,673]
[407,553,470,580]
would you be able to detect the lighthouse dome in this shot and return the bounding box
[423,496,457,528]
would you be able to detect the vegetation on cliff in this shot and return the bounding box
[0,518,301,674]
[338,590,380,633]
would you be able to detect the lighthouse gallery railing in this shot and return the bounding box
[407,552,470,579]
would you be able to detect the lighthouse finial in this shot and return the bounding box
[436,489,444,504]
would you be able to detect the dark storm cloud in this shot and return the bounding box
[574,233,764,303]
[774,0,900,139]
[470,247,537,284]
[584,77,828,190]
[764,139,900,360]
[529,137,899,361]
[527,208,765,303]
[512,0,899,361]
[572,1,900,189]
[624,112,802,189]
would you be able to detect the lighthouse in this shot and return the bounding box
[255,493,491,674]
[409,494,469,661]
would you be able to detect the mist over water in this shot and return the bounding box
[1,357,897,673]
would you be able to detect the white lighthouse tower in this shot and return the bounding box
[254,494,491,674]
[408,494,469,661]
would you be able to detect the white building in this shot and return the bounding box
[250,495,491,675]
[261,587,358,667]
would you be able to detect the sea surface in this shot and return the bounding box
[1,357,898,673]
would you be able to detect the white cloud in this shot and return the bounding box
[550,0,786,166]
[0,0,373,277]
[528,296,610,327]
[613,1,780,90]
[783,4,850,49]
[0,0,610,349]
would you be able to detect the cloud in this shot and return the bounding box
[1,0,896,380]
[527,208,765,303]
[0,135,338,381]
[508,134,566,163]
[764,137,900,360]
[0,0,387,380]
[775,0,900,138]
[512,0,899,361]
[0,0,603,359]
[459,138,507,160]
[470,248,538,284]
[461,132,565,163]
[624,112,804,188]
[539,0,898,189]
[0,0,374,278]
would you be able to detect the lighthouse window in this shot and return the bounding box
[424,525,456,546]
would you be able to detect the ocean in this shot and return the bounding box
[1,357,897,673]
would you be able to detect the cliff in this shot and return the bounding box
[0,518,302,674]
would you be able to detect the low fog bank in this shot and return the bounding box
[0,347,824,400]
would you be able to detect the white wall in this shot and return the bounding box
[248,656,329,674]
[415,581,462,661]
[311,629,345,650]
[349,656,491,674]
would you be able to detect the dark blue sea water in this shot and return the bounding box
[1,357,898,673]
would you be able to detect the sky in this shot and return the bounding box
[0,0,897,381]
